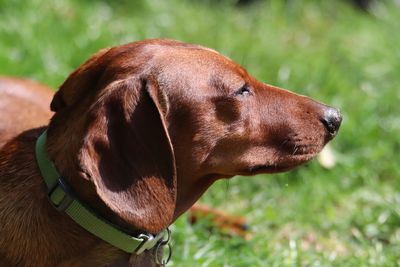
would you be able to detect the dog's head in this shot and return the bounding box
[48,39,341,233]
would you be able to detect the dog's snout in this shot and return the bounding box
[321,107,342,137]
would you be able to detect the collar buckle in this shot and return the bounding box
[135,228,171,255]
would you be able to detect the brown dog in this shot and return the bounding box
[0,39,341,267]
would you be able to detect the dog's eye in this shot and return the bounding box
[234,85,251,97]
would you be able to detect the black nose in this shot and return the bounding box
[321,107,342,137]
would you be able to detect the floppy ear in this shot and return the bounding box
[50,48,111,112]
[80,77,177,234]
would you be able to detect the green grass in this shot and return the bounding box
[1,0,400,266]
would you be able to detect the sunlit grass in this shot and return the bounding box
[1,0,399,266]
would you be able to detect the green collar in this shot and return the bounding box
[35,130,170,256]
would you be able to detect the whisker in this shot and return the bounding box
[279,139,289,149]
[292,145,299,155]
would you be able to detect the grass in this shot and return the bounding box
[1,0,400,266]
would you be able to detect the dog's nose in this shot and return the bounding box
[321,107,342,137]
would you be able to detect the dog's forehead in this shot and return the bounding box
[149,44,247,87]
[156,46,230,66]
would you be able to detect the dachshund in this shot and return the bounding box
[0,39,341,267]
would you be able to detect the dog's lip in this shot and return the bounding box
[284,143,322,156]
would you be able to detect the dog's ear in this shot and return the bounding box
[80,77,177,234]
[50,48,111,112]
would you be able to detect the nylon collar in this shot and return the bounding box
[35,130,170,255]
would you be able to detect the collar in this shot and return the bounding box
[35,130,171,257]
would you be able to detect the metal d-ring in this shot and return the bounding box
[154,228,172,266]
[161,228,171,245]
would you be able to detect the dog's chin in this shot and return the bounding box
[244,165,293,175]
[240,152,320,176]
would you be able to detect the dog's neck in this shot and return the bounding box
[173,171,225,219]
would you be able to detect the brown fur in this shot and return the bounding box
[0,77,53,147]
[0,39,341,266]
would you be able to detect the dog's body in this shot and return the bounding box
[0,77,53,146]
[0,39,341,266]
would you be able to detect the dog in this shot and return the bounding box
[0,39,342,266]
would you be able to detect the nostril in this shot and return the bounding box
[321,108,342,136]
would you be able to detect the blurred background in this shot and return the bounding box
[1,0,399,266]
